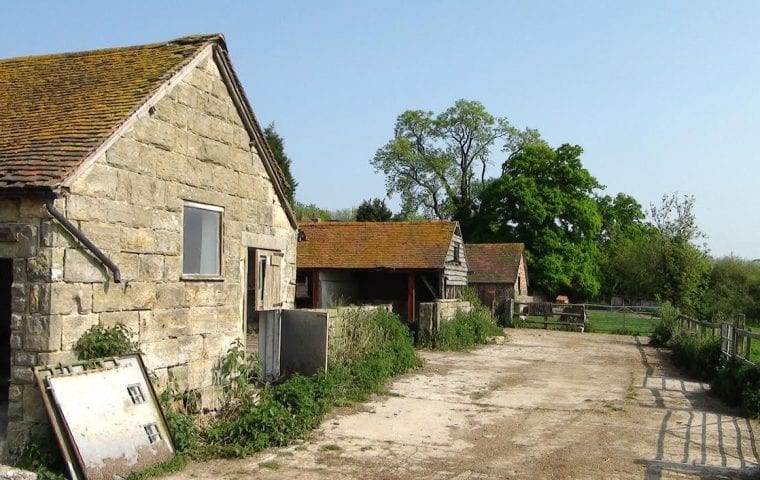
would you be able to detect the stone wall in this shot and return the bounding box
[2,48,297,451]
[418,300,472,334]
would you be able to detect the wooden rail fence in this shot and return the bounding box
[679,315,759,368]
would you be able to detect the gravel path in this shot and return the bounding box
[165,329,760,479]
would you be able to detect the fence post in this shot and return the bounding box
[508,299,514,326]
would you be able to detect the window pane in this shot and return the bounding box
[183,206,221,275]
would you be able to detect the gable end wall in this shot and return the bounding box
[1,49,296,451]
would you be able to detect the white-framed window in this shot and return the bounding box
[182,201,223,277]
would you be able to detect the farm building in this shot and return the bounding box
[466,243,529,310]
[296,221,468,321]
[0,34,297,453]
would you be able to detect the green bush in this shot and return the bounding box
[669,332,721,381]
[650,301,679,347]
[194,309,421,458]
[711,359,760,418]
[10,429,67,480]
[422,308,504,351]
[73,322,139,360]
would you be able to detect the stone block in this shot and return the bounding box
[9,333,21,350]
[151,367,169,391]
[40,220,76,248]
[61,313,99,349]
[155,151,188,183]
[11,282,27,313]
[141,339,179,370]
[22,385,47,422]
[74,163,118,199]
[120,227,156,253]
[0,224,38,258]
[153,230,180,255]
[37,350,77,365]
[92,283,124,313]
[105,136,146,172]
[64,248,106,283]
[188,307,220,335]
[178,335,204,364]
[66,195,107,222]
[172,81,202,110]
[131,117,175,151]
[10,313,22,330]
[110,253,138,282]
[140,308,190,342]
[187,358,215,389]
[7,399,23,421]
[0,198,20,220]
[99,310,140,339]
[138,255,164,282]
[23,314,62,352]
[129,172,166,208]
[155,283,184,308]
[123,282,157,310]
[19,199,47,218]
[164,256,182,280]
[11,366,34,383]
[183,282,225,307]
[12,350,36,367]
[48,283,91,315]
[168,365,189,392]
[80,222,121,249]
[150,210,180,232]
[8,384,23,402]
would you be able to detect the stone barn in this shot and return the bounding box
[295,221,468,322]
[0,34,297,453]
[466,243,529,311]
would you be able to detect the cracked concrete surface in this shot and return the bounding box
[165,329,760,479]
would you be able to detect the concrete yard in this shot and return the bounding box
[166,329,760,479]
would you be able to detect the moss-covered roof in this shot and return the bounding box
[297,221,459,270]
[0,34,220,190]
[465,243,525,284]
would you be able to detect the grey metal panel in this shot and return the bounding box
[258,309,281,380]
[280,310,328,377]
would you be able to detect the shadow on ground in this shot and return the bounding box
[634,337,760,479]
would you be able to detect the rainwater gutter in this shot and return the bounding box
[45,198,121,283]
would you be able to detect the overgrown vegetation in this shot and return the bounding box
[649,302,680,347]
[668,333,721,381]
[419,291,504,350]
[168,309,421,459]
[72,322,139,360]
[711,359,760,418]
[10,429,67,480]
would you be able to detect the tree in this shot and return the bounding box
[264,123,297,204]
[474,143,604,298]
[371,99,539,223]
[702,257,760,320]
[356,198,393,221]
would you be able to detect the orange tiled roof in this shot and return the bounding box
[0,34,220,190]
[298,221,459,270]
[465,243,524,283]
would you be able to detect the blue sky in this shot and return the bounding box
[2,1,758,258]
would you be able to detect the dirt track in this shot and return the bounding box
[166,330,760,479]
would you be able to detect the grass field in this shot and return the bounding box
[514,309,660,336]
[586,310,660,335]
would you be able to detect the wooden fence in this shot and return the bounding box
[679,315,759,368]
[510,300,587,331]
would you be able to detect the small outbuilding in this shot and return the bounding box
[296,221,468,321]
[466,243,529,311]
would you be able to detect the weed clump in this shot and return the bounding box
[73,322,139,360]
[650,301,679,347]
[421,307,504,351]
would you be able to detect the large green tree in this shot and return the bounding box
[371,99,539,224]
[474,143,604,298]
[264,123,297,204]
[356,198,393,221]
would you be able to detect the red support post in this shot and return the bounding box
[407,272,416,322]
[311,270,320,308]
